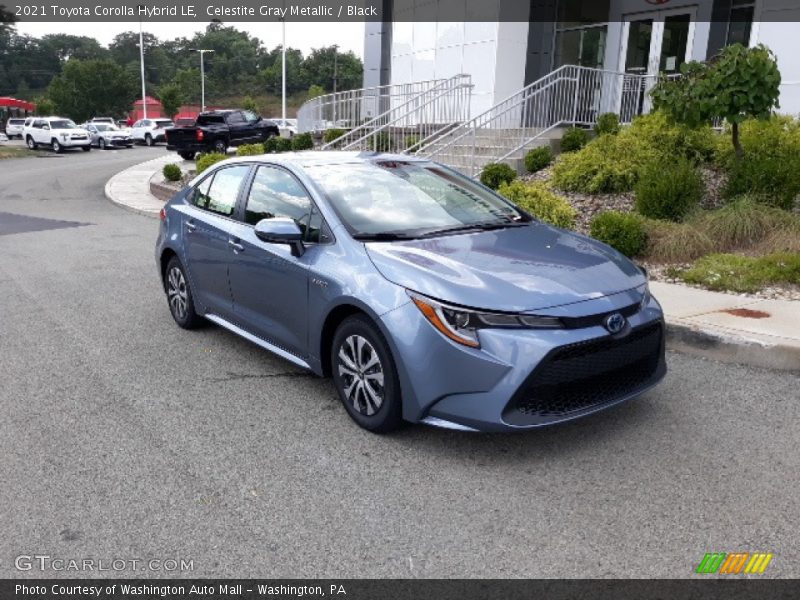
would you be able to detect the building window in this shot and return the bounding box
[726,0,755,47]
[554,26,607,69]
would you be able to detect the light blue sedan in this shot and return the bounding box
[155,152,666,433]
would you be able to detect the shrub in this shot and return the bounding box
[263,137,278,153]
[323,128,347,145]
[690,196,793,250]
[196,152,226,174]
[635,158,703,222]
[291,132,314,151]
[560,127,590,152]
[715,117,800,210]
[274,137,292,153]
[589,211,648,258]
[594,113,620,136]
[524,146,552,173]
[479,162,517,190]
[162,163,181,182]
[497,180,576,229]
[368,132,392,152]
[405,134,422,151]
[236,143,264,157]
[641,219,714,263]
[552,111,715,194]
[677,253,800,293]
[758,222,800,254]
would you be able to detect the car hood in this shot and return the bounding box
[365,223,646,312]
[104,131,129,137]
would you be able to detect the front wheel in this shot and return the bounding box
[331,315,403,433]
[164,257,202,329]
[82,146,91,152]
[179,151,196,161]
[145,134,154,147]
[26,136,36,150]
[99,138,106,150]
[51,139,63,153]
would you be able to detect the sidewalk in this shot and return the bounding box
[105,157,800,372]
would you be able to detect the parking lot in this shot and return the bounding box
[0,146,799,578]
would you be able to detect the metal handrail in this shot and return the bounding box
[419,65,662,177]
[323,74,473,152]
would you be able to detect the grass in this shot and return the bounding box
[0,146,32,160]
[688,196,794,251]
[676,253,800,293]
[641,219,715,263]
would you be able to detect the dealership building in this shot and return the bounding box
[363,0,800,117]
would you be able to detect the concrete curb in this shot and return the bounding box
[104,154,181,219]
[665,321,800,372]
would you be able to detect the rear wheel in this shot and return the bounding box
[213,138,227,154]
[165,257,202,329]
[331,315,403,433]
[26,136,36,150]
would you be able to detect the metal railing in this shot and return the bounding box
[297,76,471,134]
[419,65,661,178]
[321,74,473,152]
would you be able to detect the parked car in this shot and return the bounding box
[90,117,116,125]
[85,123,133,149]
[272,118,298,138]
[23,116,91,153]
[155,152,666,433]
[131,118,174,146]
[5,118,26,139]
[165,110,279,160]
[0,132,8,143]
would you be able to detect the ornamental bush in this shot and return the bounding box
[162,163,181,182]
[291,132,314,151]
[524,146,552,173]
[589,211,648,258]
[559,127,590,152]
[594,113,621,136]
[479,162,517,190]
[236,143,264,157]
[323,128,347,145]
[196,152,226,174]
[497,180,576,229]
[635,158,703,222]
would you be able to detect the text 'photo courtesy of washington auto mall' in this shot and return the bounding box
[1,0,800,599]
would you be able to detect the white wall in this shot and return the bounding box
[753,1,800,115]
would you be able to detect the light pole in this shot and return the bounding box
[281,19,286,121]
[196,49,215,113]
[332,44,338,124]
[138,9,147,120]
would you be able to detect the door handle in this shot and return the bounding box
[186,221,196,233]
[228,239,245,253]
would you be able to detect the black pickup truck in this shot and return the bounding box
[165,109,279,160]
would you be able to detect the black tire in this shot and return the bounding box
[82,146,91,152]
[145,133,154,147]
[213,138,227,154]
[26,136,36,150]
[179,151,196,161]
[51,139,63,153]
[164,257,202,330]
[331,315,403,433]
[99,138,106,150]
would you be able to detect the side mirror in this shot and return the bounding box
[254,217,305,257]
[42,125,50,130]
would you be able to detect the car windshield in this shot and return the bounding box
[305,160,528,238]
[50,120,77,129]
[155,120,173,127]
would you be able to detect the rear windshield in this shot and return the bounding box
[196,115,225,125]
[8,119,25,125]
[155,120,174,127]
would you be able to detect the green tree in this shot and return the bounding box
[34,96,55,115]
[0,4,16,28]
[171,68,201,104]
[48,59,137,122]
[303,46,363,92]
[242,95,259,113]
[307,84,325,100]
[39,34,108,62]
[651,44,781,159]
[158,83,183,119]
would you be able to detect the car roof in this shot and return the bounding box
[221,151,430,169]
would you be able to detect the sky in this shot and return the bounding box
[14,21,365,57]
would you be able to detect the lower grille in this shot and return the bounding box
[503,322,665,426]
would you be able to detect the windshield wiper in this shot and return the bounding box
[419,220,528,238]
[352,232,420,241]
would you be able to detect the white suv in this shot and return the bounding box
[24,117,91,153]
[5,118,26,139]
[130,118,174,146]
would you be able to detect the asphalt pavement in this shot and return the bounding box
[0,146,798,578]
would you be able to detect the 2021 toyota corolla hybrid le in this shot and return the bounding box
[155,152,666,433]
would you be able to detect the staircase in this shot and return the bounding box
[417,65,659,177]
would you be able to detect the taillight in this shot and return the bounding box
[196,130,204,141]
[159,208,166,221]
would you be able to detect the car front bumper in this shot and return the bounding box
[103,138,133,147]
[379,289,667,432]
[60,137,91,147]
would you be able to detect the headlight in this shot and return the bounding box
[408,291,563,349]
[640,284,651,311]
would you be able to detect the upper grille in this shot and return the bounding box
[503,322,664,426]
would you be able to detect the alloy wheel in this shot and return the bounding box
[337,335,385,416]
[167,266,188,320]
[145,134,153,146]
[99,138,106,149]
[26,137,35,149]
